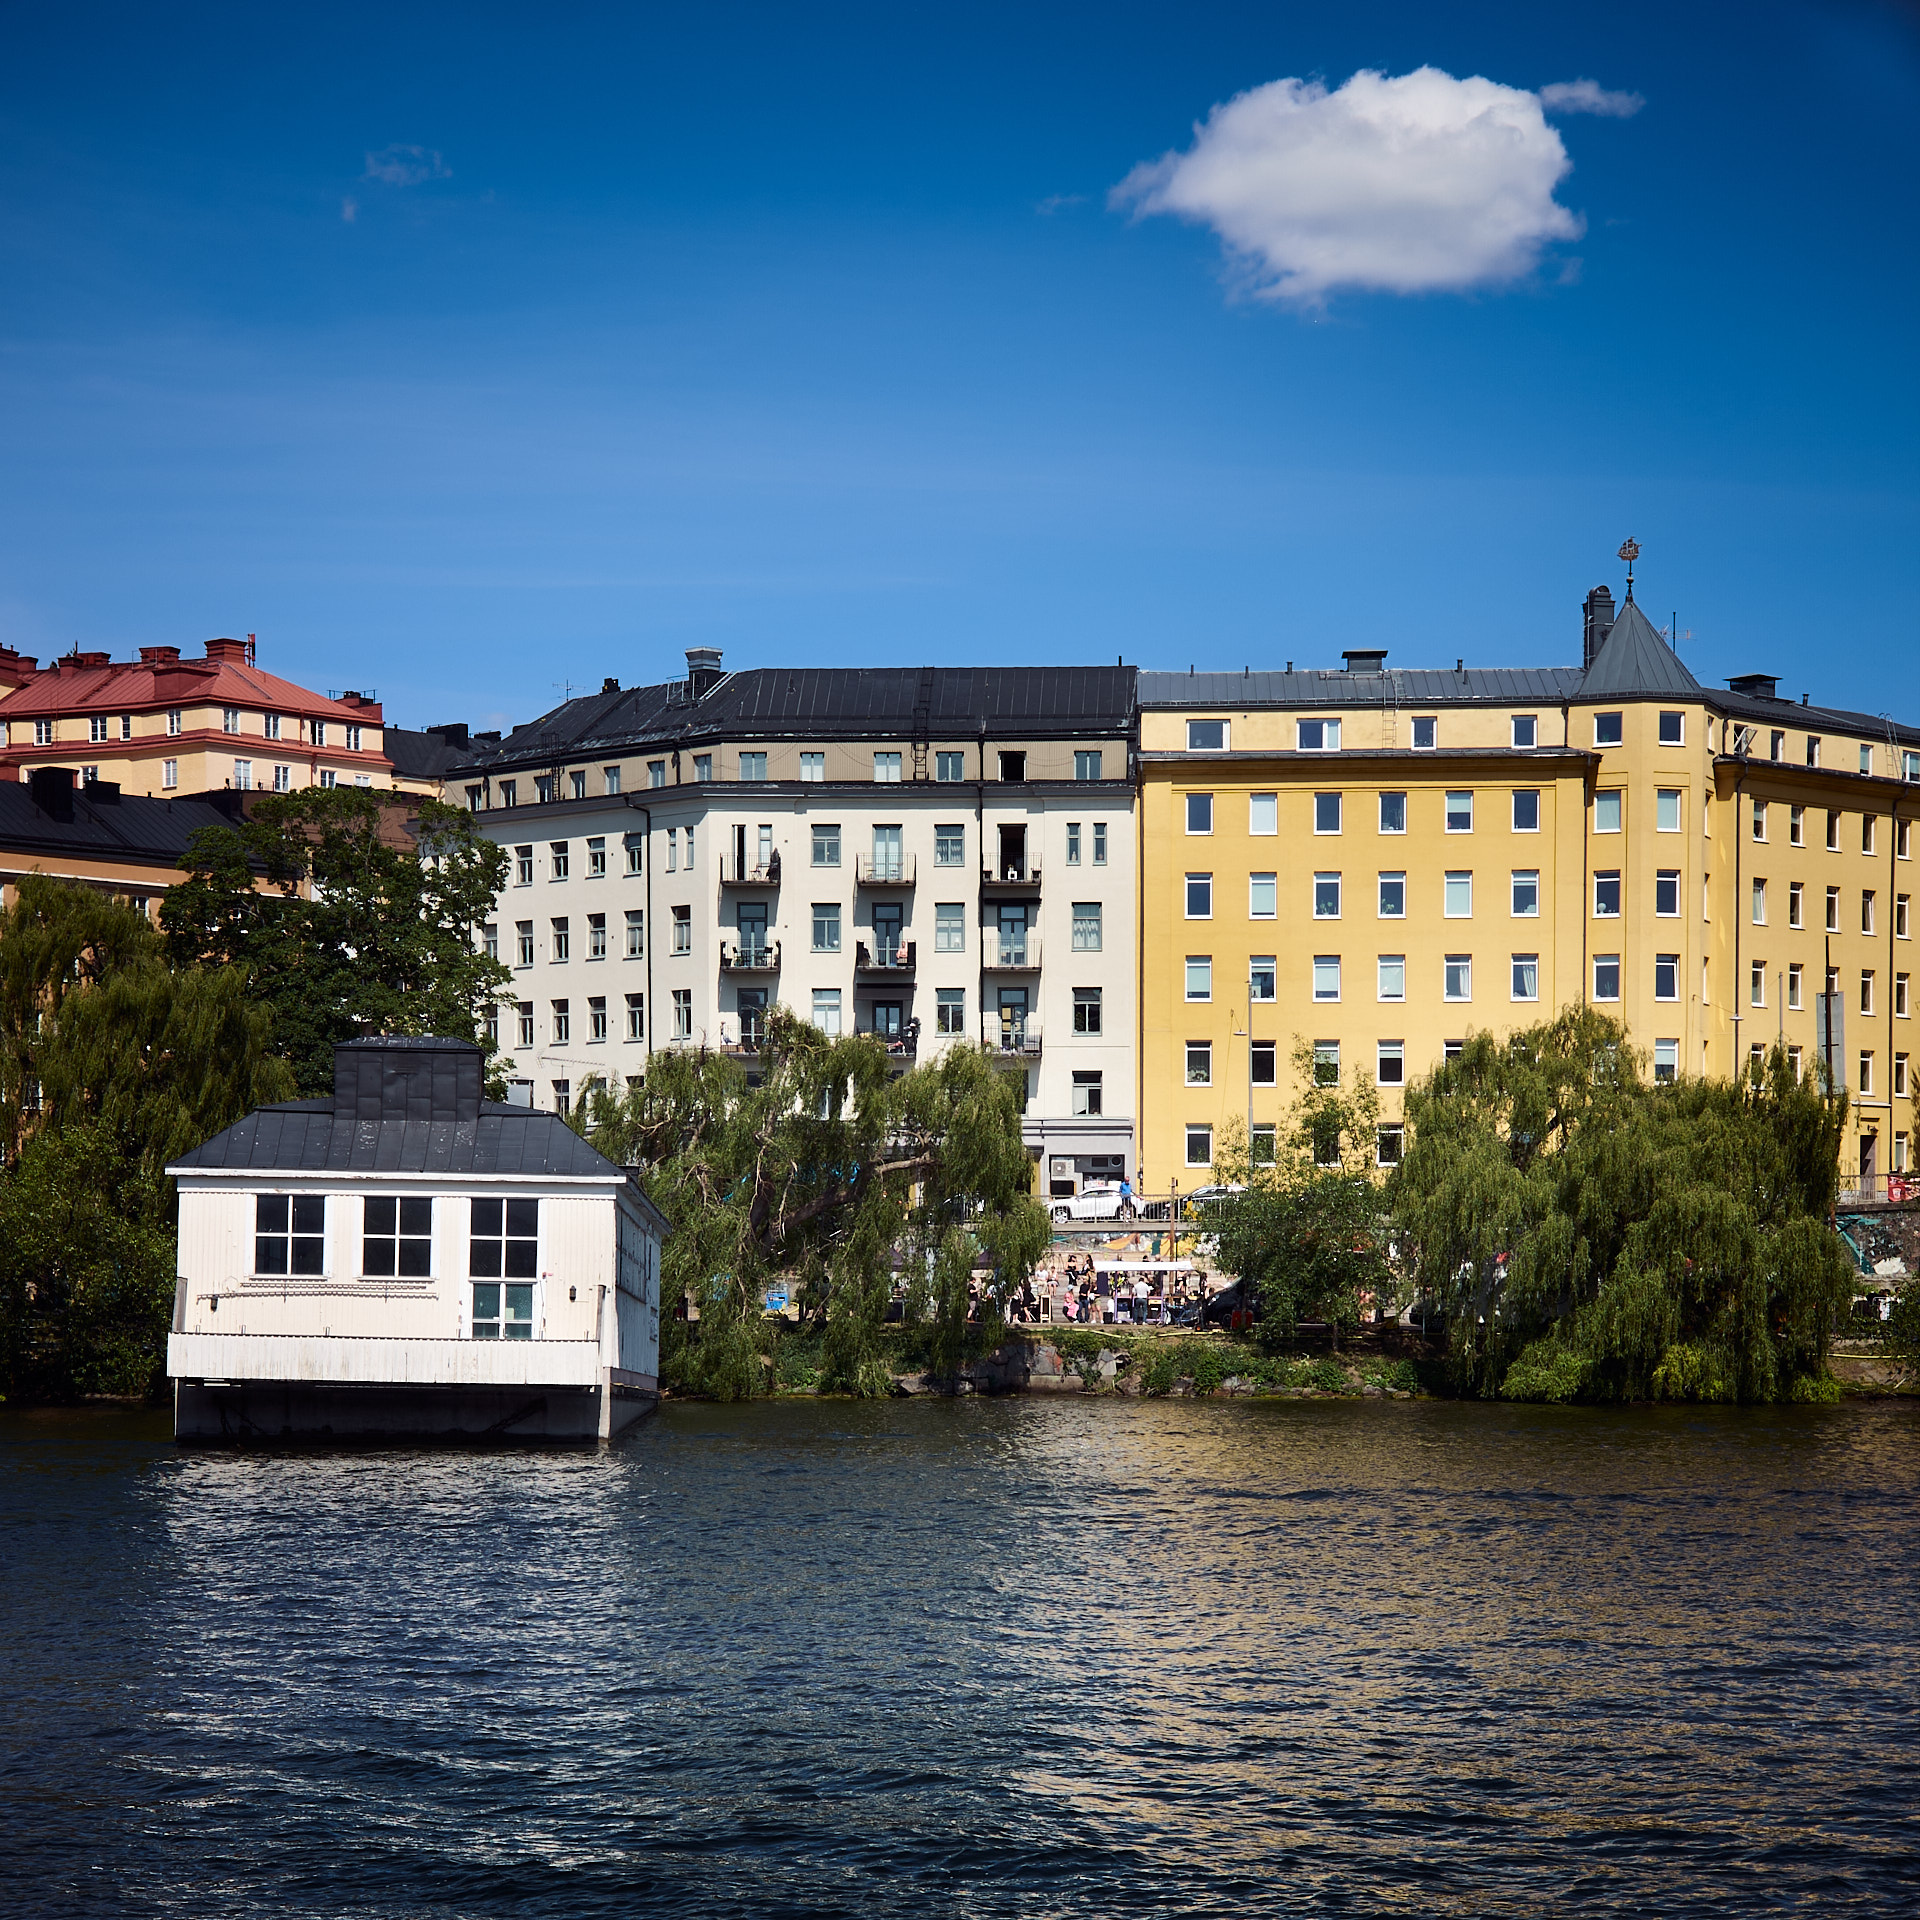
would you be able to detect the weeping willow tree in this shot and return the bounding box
[571,1009,1048,1397]
[1392,1006,1853,1402]
[0,877,292,1399]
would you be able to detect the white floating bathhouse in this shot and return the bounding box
[166,1036,668,1442]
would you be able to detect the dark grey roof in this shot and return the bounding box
[1576,598,1704,700]
[0,776,242,871]
[384,725,473,783]
[1710,685,1920,751]
[1138,665,1584,708]
[170,1100,627,1179]
[454,665,1137,773]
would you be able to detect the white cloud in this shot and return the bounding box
[363,145,452,188]
[340,196,358,224]
[1112,66,1587,305]
[1539,79,1644,118]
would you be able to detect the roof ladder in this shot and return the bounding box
[910,665,935,780]
[1382,670,1399,748]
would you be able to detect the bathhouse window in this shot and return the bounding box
[256,1193,325,1276]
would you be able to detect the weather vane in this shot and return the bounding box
[1618,536,1640,599]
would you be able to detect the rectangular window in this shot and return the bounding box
[1093,822,1107,865]
[1896,1054,1910,1098]
[580,838,604,880]
[1865,815,1879,856]
[1789,805,1805,847]
[550,841,569,881]
[1511,714,1536,749]
[1595,791,1622,833]
[672,989,693,1038]
[1310,873,1338,918]
[1071,902,1103,951]
[813,825,840,866]
[1656,870,1680,916]
[1377,954,1405,1001]
[552,999,570,1043]
[1378,872,1406,918]
[648,760,667,788]
[1902,818,1914,856]
[1595,871,1622,918]
[1658,711,1685,746]
[1444,955,1471,1002]
[692,754,713,782]
[1411,716,1436,750]
[222,707,240,734]
[162,758,178,789]
[470,1196,538,1282]
[937,988,966,1035]
[1864,891,1878,935]
[1863,971,1877,1016]
[256,1193,324,1276]
[1897,893,1911,939]
[233,760,252,789]
[1860,1052,1875,1095]
[739,752,767,781]
[935,750,964,781]
[517,1002,533,1047]
[671,906,690,954]
[1314,793,1341,834]
[587,913,606,960]
[1072,986,1103,1034]
[1788,964,1803,1010]
[1376,1126,1405,1169]
[1376,1041,1405,1087]
[88,714,109,744]
[624,910,644,959]
[813,902,841,952]
[1827,811,1841,852]
[626,993,644,1041]
[1251,1042,1277,1086]
[1807,736,1822,768]
[1186,792,1213,834]
[1511,954,1539,1002]
[1444,872,1473,918]
[590,997,607,1041]
[1249,956,1276,1002]
[1297,718,1341,751]
[998,751,1025,782]
[1751,878,1767,925]
[1074,749,1103,781]
[1445,791,1473,833]
[1594,712,1623,747]
[1827,886,1841,933]
[547,918,570,963]
[1312,1040,1339,1085]
[1070,1070,1103,1117]
[1378,792,1406,834]
[166,708,182,736]
[346,725,362,753]
[873,752,902,782]
[932,902,964,952]
[1185,1124,1213,1167]
[1065,823,1081,866]
[1186,956,1212,1001]
[1249,793,1277,835]
[320,770,337,790]
[1653,1039,1679,1085]
[1654,954,1679,1001]
[1186,719,1226,751]
[570,770,587,801]
[482,922,499,962]
[1511,789,1540,833]
[32,718,51,745]
[1312,955,1341,1002]
[604,766,621,795]
[1653,789,1681,834]
[1750,962,1766,1008]
[119,713,134,741]
[1594,954,1621,1002]
[1899,974,1911,1018]
[1186,1041,1212,1085]
[1512,870,1540,917]
[364,1196,433,1277]
[1186,874,1212,918]
[934,823,965,866]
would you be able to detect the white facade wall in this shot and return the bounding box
[480,778,1137,1185]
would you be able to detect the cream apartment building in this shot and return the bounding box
[455,656,1139,1197]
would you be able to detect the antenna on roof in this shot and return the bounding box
[1618,536,1640,603]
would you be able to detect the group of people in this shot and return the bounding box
[1004,1255,1216,1328]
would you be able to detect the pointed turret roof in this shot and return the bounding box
[1577,595,1703,700]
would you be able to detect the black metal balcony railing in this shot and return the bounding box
[855,853,916,886]
[867,1021,920,1060]
[854,939,917,976]
[982,1020,1043,1057]
[720,853,782,886]
[981,932,1042,972]
[980,863,1042,891]
[718,939,781,973]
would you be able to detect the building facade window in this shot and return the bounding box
[739,752,767,781]
[1378,873,1406,917]
[812,824,840,866]
[1595,791,1622,833]
[256,1194,324,1275]
[1655,954,1680,1001]
[873,752,902,782]
[671,906,691,954]
[934,751,963,781]
[587,837,606,878]
[1186,874,1212,918]
[517,1003,534,1047]
[1250,793,1277,835]
[1512,954,1539,1001]
[1311,874,1338,919]
[551,999,570,1043]
[812,988,841,1035]
[1185,1124,1213,1167]
[1185,1041,1211,1085]
[1187,719,1226,751]
[1186,956,1212,1001]
[1411,717,1436,749]
[1655,870,1680,916]
[1314,793,1341,834]
[1511,715,1536,749]
[1093,822,1107,865]
[1512,790,1540,832]
[1377,955,1405,1001]
[1074,750,1103,780]
[588,914,607,960]
[1297,718,1340,751]
[672,989,693,1038]
[1594,712,1623,746]
[936,988,966,1034]
[513,921,533,966]
[1594,955,1621,1002]
[1444,955,1471,1002]
[1065,824,1081,866]
[364,1197,432,1277]
[626,993,645,1040]
[1378,792,1406,834]
[162,759,178,789]
[1594,871,1622,917]
[1377,1042,1404,1086]
[1654,1040,1679,1084]
[1312,955,1341,1002]
[1186,792,1213,834]
[1073,987,1103,1034]
[1658,711,1685,746]
[1249,956,1276,1001]
[1445,792,1473,833]
[1444,872,1473,918]
[1512,870,1540,917]
[813,902,841,952]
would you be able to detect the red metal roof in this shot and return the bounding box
[0,642,382,724]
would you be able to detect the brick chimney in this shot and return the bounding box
[1582,586,1616,671]
[204,637,249,664]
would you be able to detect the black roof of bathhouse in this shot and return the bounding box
[450,663,1138,776]
[171,1039,669,1226]
[0,768,243,871]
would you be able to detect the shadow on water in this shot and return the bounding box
[4,1396,1919,1917]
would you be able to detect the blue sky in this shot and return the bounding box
[2,1,1915,732]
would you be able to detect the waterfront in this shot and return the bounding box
[5,1398,1919,1916]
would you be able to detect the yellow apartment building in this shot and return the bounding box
[1138,583,1920,1201]
[0,638,409,796]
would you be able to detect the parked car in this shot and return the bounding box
[1051,1180,1129,1223]
[1173,1276,1258,1329]
[1179,1183,1245,1219]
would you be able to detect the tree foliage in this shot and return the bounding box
[571,1011,1049,1397]
[1206,1040,1395,1343]
[160,785,511,1094]
[1391,1008,1853,1402]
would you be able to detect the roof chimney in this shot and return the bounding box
[1727,673,1780,701]
[204,637,249,664]
[28,766,75,822]
[1341,648,1388,673]
[1582,586,1616,671]
[139,646,181,667]
[685,647,724,699]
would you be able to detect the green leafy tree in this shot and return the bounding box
[1391,1008,1854,1402]
[571,1011,1048,1397]
[160,785,511,1094]
[1206,1040,1395,1343]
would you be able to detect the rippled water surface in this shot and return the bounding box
[5,1397,1919,1916]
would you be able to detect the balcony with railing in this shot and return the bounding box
[855,853,916,887]
[981,1019,1043,1058]
[720,853,782,887]
[980,862,1042,895]
[980,932,1042,972]
[864,1019,921,1062]
[854,939,917,978]
[718,938,781,974]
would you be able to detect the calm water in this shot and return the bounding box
[4,1396,1919,1917]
